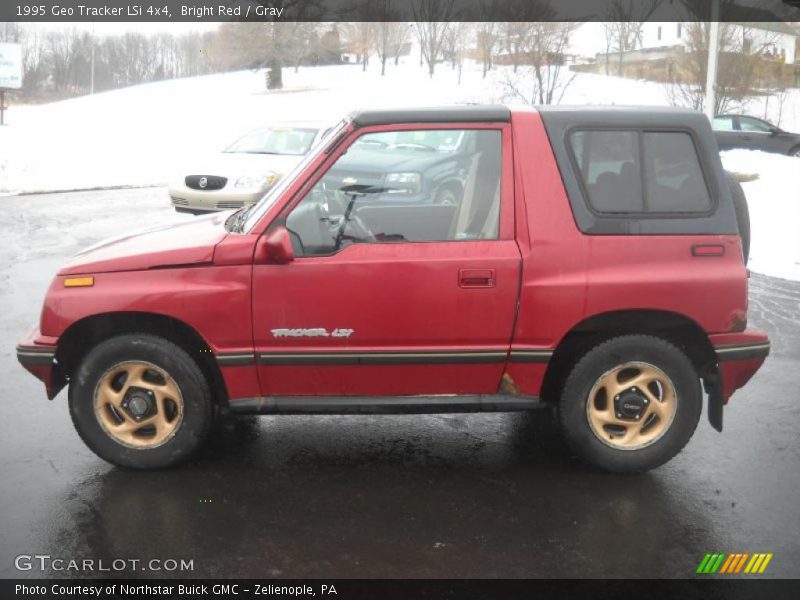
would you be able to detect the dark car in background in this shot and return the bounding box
[325,128,478,206]
[713,114,800,157]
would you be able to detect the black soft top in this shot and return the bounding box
[350,105,510,127]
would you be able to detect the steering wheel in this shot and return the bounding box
[338,212,376,248]
[312,185,376,249]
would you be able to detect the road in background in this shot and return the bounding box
[1,188,798,578]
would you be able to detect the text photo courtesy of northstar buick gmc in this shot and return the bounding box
[17,105,768,473]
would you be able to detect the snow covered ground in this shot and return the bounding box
[0,59,798,280]
[720,150,800,282]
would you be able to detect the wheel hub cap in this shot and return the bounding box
[122,387,155,421]
[615,388,648,420]
[93,361,184,449]
[586,361,678,450]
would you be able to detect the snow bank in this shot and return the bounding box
[721,150,800,282]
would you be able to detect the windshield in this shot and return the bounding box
[242,119,350,232]
[224,127,320,156]
[354,129,465,153]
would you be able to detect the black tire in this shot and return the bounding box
[789,145,800,158]
[558,335,702,473]
[725,171,750,264]
[68,334,213,469]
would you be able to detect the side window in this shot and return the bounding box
[286,129,502,256]
[570,130,643,213]
[569,129,711,215]
[642,132,711,212]
[712,116,735,131]
[738,117,771,133]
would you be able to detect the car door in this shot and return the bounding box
[251,124,521,397]
[736,116,783,153]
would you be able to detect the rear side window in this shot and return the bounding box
[569,129,711,215]
[642,132,711,212]
[570,131,642,213]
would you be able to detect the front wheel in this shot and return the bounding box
[558,335,702,473]
[434,184,462,206]
[69,334,213,469]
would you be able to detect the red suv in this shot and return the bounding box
[17,106,769,472]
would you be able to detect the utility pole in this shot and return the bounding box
[704,0,721,120]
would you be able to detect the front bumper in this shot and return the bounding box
[706,329,770,431]
[16,326,63,399]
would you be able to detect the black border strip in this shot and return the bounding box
[1,578,799,600]
[715,343,771,362]
[509,350,554,364]
[216,352,257,366]
[16,346,56,366]
[229,394,545,414]
[5,1,799,23]
[257,350,509,366]
[218,349,556,366]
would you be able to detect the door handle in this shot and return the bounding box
[459,269,495,288]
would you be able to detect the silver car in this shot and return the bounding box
[169,123,329,214]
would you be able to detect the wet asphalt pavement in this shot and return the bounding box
[0,188,798,579]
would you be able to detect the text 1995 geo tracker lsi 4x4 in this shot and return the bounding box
[17,105,769,472]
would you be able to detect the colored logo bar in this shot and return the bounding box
[696,552,773,574]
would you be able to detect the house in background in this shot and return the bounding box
[640,21,797,65]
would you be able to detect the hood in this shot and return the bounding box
[184,152,304,181]
[58,211,230,275]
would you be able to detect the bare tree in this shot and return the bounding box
[411,0,455,77]
[371,1,408,75]
[45,29,81,92]
[442,22,469,84]
[343,22,374,72]
[497,1,556,73]
[291,23,320,73]
[665,22,772,114]
[0,22,23,43]
[249,0,325,89]
[375,22,408,74]
[471,0,504,77]
[502,22,578,106]
[475,21,497,78]
[601,0,663,76]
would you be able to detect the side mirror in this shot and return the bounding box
[258,226,294,264]
[769,126,781,136]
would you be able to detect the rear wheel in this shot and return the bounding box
[558,335,702,472]
[790,146,800,158]
[69,334,213,469]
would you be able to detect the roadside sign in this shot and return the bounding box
[0,43,23,89]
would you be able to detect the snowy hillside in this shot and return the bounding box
[0,60,798,280]
[0,61,676,195]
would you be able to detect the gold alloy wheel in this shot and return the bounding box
[586,361,677,450]
[93,361,184,449]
